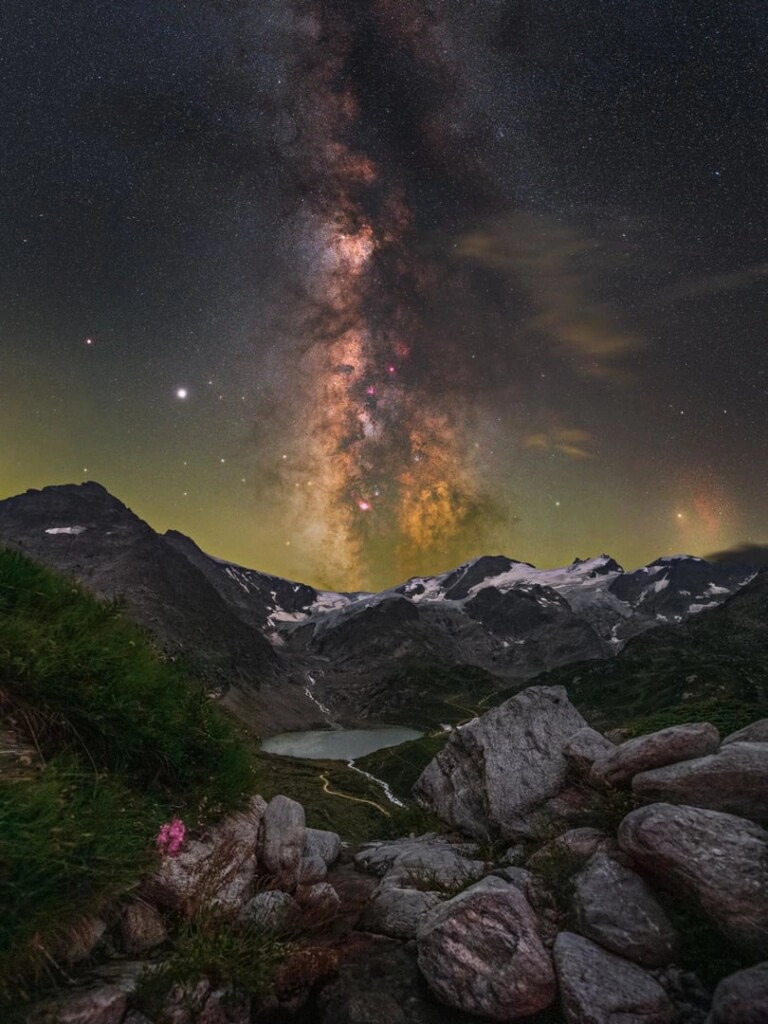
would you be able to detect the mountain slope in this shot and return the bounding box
[0,483,277,688]
[538,566,768,730]
[0,482,757,733]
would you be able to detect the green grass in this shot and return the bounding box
[0,548,258,1003]
[355,732,449,802]
[0,549,254,807]
[364,659,508,730]
[134,911,285,1017]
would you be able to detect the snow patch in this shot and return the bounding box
[45,526,86,535]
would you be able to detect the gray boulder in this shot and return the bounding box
[360,885,444,939]
[554,932,677,1024]
[633,742,768,823]
[298,853,328,885]
[27,985,128,1024]
[414,686,589,838]
[119,902,167,954]
[198,989,250,1024]
[707,961,768,1023]
[722,719,768,746]
[355,835,485,890]
[528,827,617,869]
[56,915,106,965]
[304,827,342,866]
[151,795,265,914]
[618,803,768,955]
[589,722,720,788]
[572,853,678,967]
[416,877,556,1020]
[240,890,298,929]
[564,726,615,777]
[259,794,306,892]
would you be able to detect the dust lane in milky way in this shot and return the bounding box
[2,0,767,590]
[255,2,505,589]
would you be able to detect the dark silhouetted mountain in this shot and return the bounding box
[0,483,277,692]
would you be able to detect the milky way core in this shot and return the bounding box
[264,3,497,590]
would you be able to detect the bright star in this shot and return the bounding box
[176,387,188,400]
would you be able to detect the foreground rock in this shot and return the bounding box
[554,932,677,1024]
[354,835,485,889]
[27,985,128,1024]
[589,722,720,788]
[150,796,266,914]
[360,886,444,940]
[564,726,615,777]
[722,719,768,746]
[707,961,768,1023]
[414,686,589,838]
[304,828,342,867]
[618,803,768,955]
[572,853,678,967]
[259,795,306,893]
[416,877,556,1020]
[119,902,167,955]
[240,889,298,929]
[633,742,768,824]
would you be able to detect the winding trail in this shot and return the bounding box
[319,771,391,817]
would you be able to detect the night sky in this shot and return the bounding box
[2,0,767,591]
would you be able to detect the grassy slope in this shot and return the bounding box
[0,549,257,999]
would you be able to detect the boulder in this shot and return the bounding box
[489,866,533,893]
[707,961,768,1023]
[528,828,617,868]
[27,985,128,1024]
[301,881,341,917]
[150,795,265,914]
[416,877,556,1020]
[259,795,306,892]
[57,915,107,964]
[553,932,677,1024]
[198,989,250,1024]
[119,901,167,954]
[323,992,407,1024]
[240,890,298,929]
[162,978,211,1024]
[355,835,485,890]
[298,853,328,885]
[589,722,720,788]
[618,803,768,955]
[360,886,444,939]
[722,718,768,746]
[305,827,342,866]
[564,726,615,777]
[572,853,678,967]
[414,686,589,838]
[633,742,768,824]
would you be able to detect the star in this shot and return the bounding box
[175,387,188,400]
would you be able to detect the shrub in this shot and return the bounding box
[0,760,157,997]
[0,549,258,1007]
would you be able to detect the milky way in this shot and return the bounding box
[258,2,506,589]
[3,0,767,589]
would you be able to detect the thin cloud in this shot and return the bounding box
[659,262,768,303]
[522,426,595,460]
[459,212,645,382]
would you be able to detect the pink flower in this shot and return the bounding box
[156,817,186,857]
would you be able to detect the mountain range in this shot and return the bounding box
[0,482,757,732]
